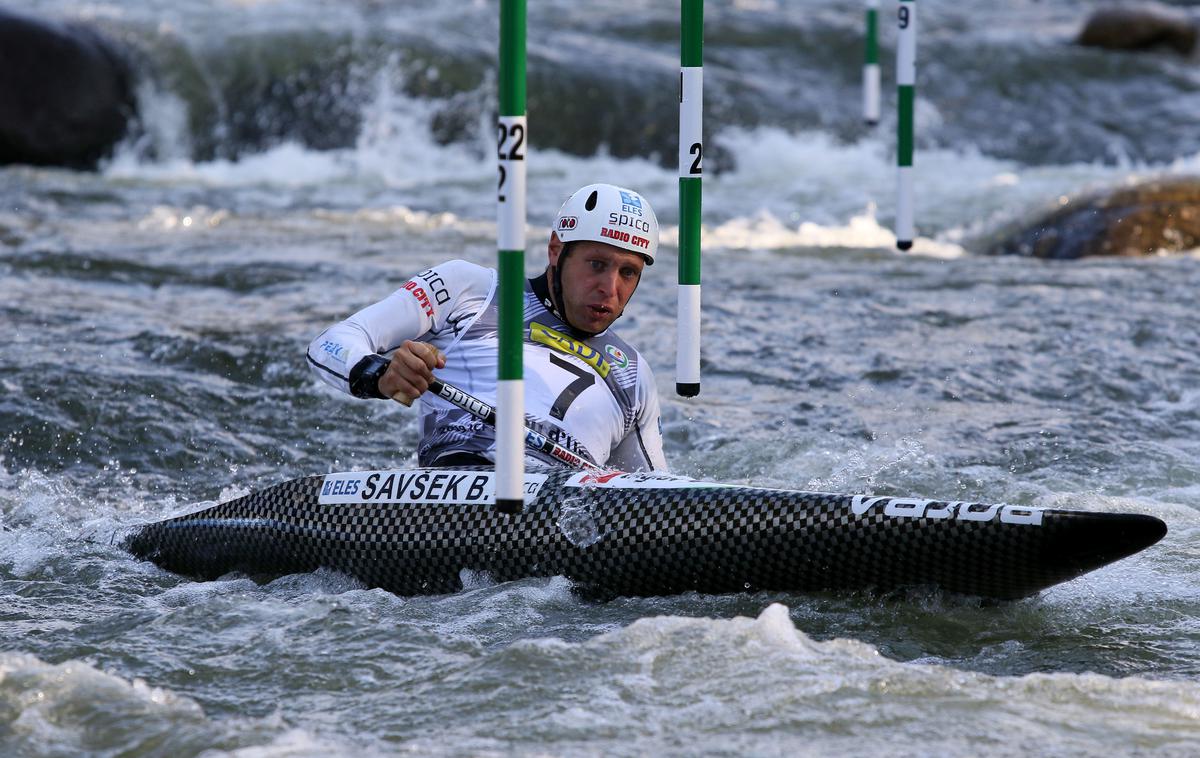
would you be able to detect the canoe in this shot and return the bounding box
[125,467,1167,600]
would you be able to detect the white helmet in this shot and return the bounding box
[553,183,659,265]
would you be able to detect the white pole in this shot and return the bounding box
[677,0,702,397]
[896,0,916,251]
[496,0,526,513]
[864,0,880,126]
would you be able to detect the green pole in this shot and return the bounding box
[896,0,916,250]
[677,0,702,397]
[864,0,879,125]
[496,0,526,513]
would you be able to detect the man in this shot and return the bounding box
[307,183,667,472]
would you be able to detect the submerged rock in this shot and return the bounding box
[1076,5,1197,56]
[0,9,136,169]
[989,178,1200,259]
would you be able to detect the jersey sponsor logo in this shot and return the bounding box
[850,495,1044,526]
[601,223,651,250]
[319,470,548,505]
[600,226,631,244]
[605,344,629,369]
[530,322,611,378]
[403,281,435,317]
[416,269,451,305]
[557,216,578,230]
[319,340,349,365]
[607,212,651,233]
[527,421,594,464]
[565,471,718,489]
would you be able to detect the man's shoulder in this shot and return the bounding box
[590,327,656,383]
[416,259,496,297]
[424,259,495,282]
[591,326,640,357]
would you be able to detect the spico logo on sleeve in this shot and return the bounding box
[319,470,548,505]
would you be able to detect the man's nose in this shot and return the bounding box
[597,269,620,296]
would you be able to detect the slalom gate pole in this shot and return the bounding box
[896,0,916,251]
[677,0,703,397]
[496,0,527,513]
[864,0,880,126]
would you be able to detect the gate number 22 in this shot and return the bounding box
[497,122,525,200]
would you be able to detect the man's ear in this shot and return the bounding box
[548,232,563,266]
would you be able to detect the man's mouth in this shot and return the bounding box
[587,305,612,317]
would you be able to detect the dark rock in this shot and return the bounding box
[989,178,1200,259]
[1076,5,1197,56]
[0,9,136,169]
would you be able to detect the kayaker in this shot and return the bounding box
[307,183,667,471]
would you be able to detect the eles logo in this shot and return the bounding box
[619,191,642,209]
[558,216,578,230]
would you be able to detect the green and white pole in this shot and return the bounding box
[676,0,702,398]
[863,0,880,126]
[496,0,526,514]
[896,0,916,251]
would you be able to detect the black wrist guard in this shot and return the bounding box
[348,354,391,399]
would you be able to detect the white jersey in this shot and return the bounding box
[307,259,667,471]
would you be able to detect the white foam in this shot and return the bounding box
[662,204,966,257]
[205,728,354,758]
[0,653,204,753]
[109,141,357,188]
[0,653,361,757]
[594,603,1200,721]
[433,575,579,642]
[101,56,1200,263]
[105,56,489,192]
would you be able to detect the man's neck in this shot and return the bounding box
[529,268,599,339]
[529,268,562,320]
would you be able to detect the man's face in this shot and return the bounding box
[550,239,646,334]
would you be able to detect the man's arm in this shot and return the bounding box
[306,289,431,398]
[306,260,488,401]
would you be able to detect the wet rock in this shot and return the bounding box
[989,178,1200,259]
[1076,5,1197,56]
[0,9,136,169]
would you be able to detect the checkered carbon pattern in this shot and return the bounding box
[125,469,1165,600]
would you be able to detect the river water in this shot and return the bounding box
[3,0,1200,755]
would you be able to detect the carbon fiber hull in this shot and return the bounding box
[125,468,1167,600]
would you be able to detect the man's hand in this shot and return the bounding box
[379,340,447,406]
